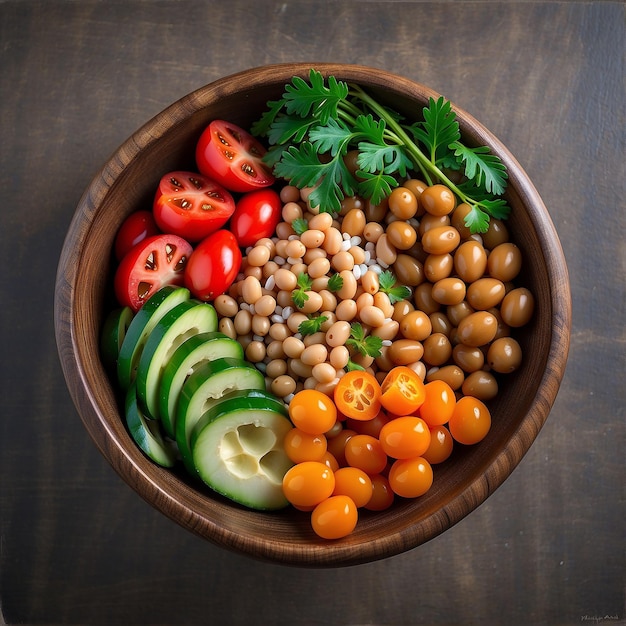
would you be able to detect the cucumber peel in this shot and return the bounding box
[158,331,244,439]
[117,286,190,391]
[135,299,218,420]
[125,384,176,468]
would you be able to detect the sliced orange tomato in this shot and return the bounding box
[333,370,382,421]
[380,366,426,415]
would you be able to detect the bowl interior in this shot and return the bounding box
[55,63,571,567]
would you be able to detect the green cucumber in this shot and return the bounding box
[135,300,218,420]
[175,357,266,472]
[191,392,293,510]
[125,384,176,468]
[158,332,244,439]
[100,306,133,371]
[117,286,190,391]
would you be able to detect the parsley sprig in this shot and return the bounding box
[346,322,383,359]
[378,270,411,304]
[252,69,509,233]
[292,272,312,309]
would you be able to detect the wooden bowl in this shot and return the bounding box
[54,63,571,567]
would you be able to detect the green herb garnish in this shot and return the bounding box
[291,218,308,235]
[346,322,383,358]
[346,360,366,372]
[292,272,312,309]
[326,272,344,292]
[378,270,411,304]
[298,315,328,336]
[252,69,509,233]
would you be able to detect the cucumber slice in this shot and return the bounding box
[135,300,218,420]
[191,392,293,510]
[125,384,176,468]
[175,357,266,472]
[117,285,190,391]
[100,306,133,371]
[158,332,244,439]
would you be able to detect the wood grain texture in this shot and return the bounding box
[1,1,624,624]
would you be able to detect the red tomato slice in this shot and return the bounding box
[230,189,282,247]
[152,171,235,242]
[195,120,275,193]
[184,229,242,302]
[114,210,160,261]
[114,234,192,311]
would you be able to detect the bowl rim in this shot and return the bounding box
[54,63,572,567]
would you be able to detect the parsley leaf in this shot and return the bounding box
[346,322,383,358]
[378,270,411,304]
[327,273,344,292]
[255,69,510,233]
[346,360,365,372]
[292,273,312,309]
[291,218,308,235]
[298,315,328,336]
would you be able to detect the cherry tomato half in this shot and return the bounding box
[195,120,275,193]
[184,229,242,302]
[230,189,282,248]
[114,234,192,311]
[380,366,426,415]
[114,210,160,261]
[153,171,235,242]
[333,370,382,421]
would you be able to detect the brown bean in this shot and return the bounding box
[386,221,417,250]
[421,225,461,255]
[363,222,384,243]
[481,218,509,249]
[424,253,454,282]
[375,233,398,266]
[454,240,488,283]
[461,370,498,401]
[466,277,506,310]
[213,294,239,317]
[393,254,425,287]
[371,319,399,341]
[300,344,328,366]
[432,277,467,306]
[399,310,432,341]
[342,208,367,236]
[245,340,266,363]
[271,374,297,397]
[373,292,394,319]
[426,364,465,390]
[487,336,522,373]
[452,344,485,372]
[429,311,453,336]
[422,332,452,365]
[266,359,288,379]
[456,311,499,346]
[500,287,534,327]
[446,301,475,327]
[218,317,236,339]
[387,339,424,365]
[247,245,271,267]
[413,283,440,315]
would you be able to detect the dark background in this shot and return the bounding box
[1,2,624,625]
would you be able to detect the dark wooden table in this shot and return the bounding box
[1,2,624,624]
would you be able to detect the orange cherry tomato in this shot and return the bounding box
[283,428,327,463]
[380,366,426,415]
[333,370,382,421]
[289,389,337,434]
[311,495,358,540]
[320,451,340,472]
[448,396,491,445]
[418,379,456,426]
[379,416,431,459]
[388,457,434,498]
[364,473,395,511]
[344,434,388,474]
[332,467,373,508]
[282,461,335,508]
[423,425,454,464]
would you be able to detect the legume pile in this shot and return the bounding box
[212,178,534,405]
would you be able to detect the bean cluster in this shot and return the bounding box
[211,180,534,405]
